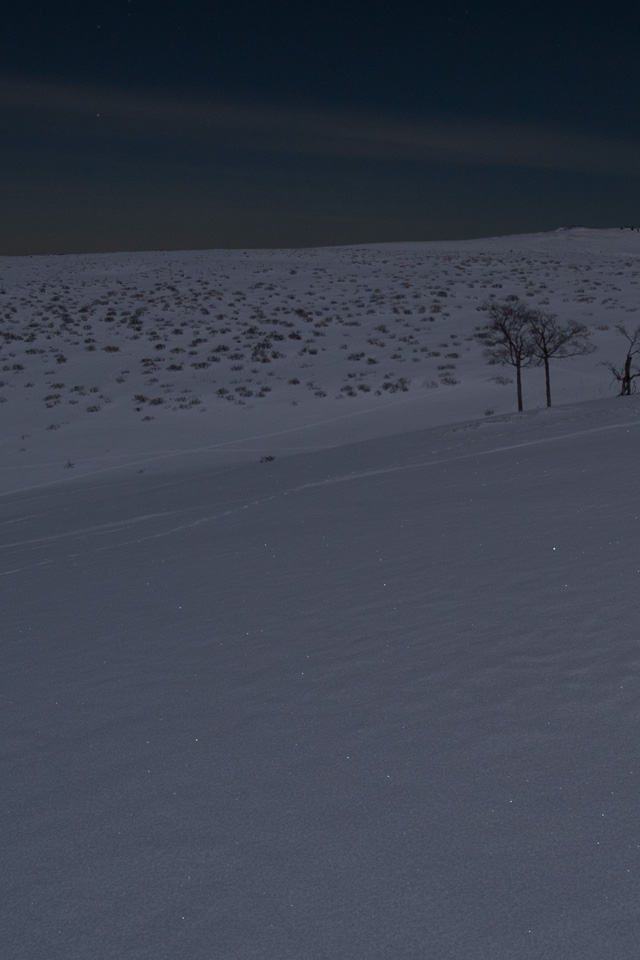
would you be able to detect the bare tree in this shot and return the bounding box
[601,324,640,395]
[527,311,595,407]
[475,298,536,412]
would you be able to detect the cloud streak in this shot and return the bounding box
[3,77,640,178]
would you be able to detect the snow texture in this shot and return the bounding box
[2,228,640,958]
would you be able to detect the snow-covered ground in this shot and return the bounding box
[1,227,639,493]
[2,228,640,958]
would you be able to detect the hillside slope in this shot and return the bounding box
[1,227,638,493]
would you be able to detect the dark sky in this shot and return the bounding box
[2,1,639,254]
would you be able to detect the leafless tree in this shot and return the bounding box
[601,324,640,395]
[475,298,536,412]
[527,311,595,407]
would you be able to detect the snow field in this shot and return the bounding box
[2,229,640,958]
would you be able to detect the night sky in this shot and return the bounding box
[3,1,639,254]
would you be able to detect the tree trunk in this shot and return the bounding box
[623,354,632,395]
[544,356,551,407]
[516,362,523,412]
